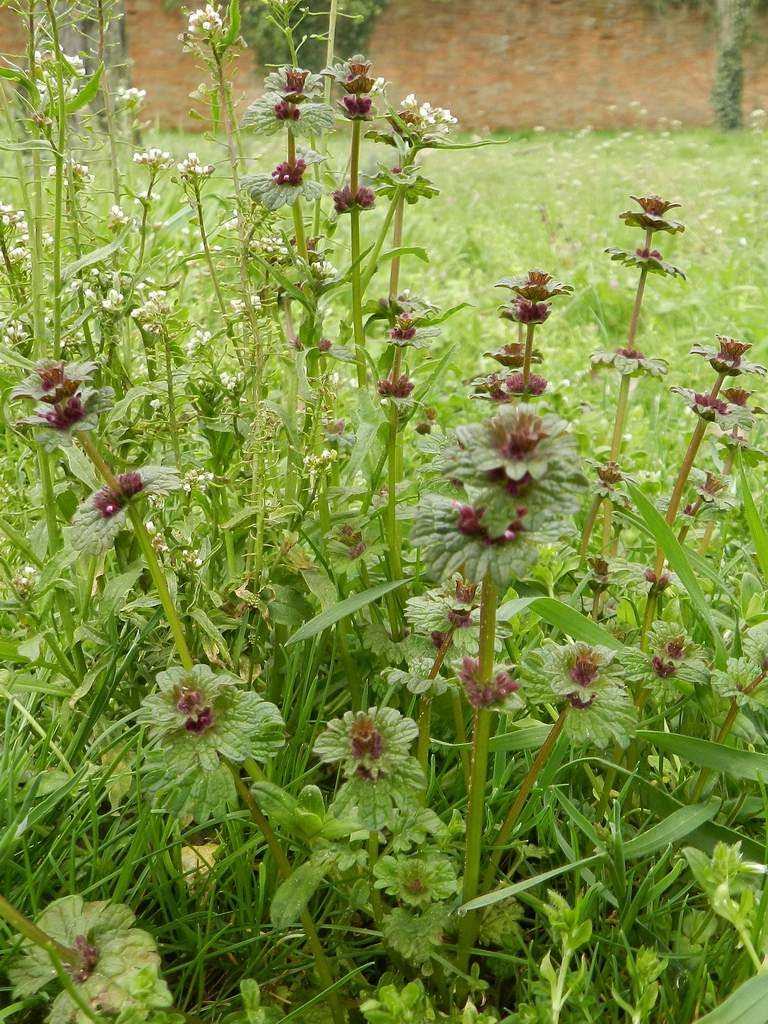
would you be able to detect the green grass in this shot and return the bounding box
[3,109,768,1024]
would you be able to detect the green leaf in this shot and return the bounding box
[497,596,626,651]
[65,64,103,113]
[222,0,241,47]
[62,233,127,282]
[286,580,407,646]
[379,245,429,265]
[270,860,328,929]
[627,483,726,667]
[696,974,768,1023]
[0,139,51,152]
[738,453,768,581]
[637,729,768,783]
[460,801,718,914]
[622,801,719,859]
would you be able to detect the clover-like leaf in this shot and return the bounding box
[139,665,285,821]
[8,895,171,1024]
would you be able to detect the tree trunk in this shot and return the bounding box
[712,0,752,130]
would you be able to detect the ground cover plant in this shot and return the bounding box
[3,2,768,1022]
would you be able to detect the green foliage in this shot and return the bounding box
[7,0,768,1020]
[8,897,172,1024]
[241,0,389,71]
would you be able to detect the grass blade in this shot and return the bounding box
[628,483,726,667]
[286,580,407,646]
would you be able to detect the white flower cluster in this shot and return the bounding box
[182,468,215,493]
[49,158,93,188]
[400,93,458,136]
[220,370,243,391]
[181,547,204,569]
[133,148,174,171]
[311,259,337,281]
[131,290,174,334]
[35,51,85,106]
[229,295,262,320]
[177,152,215,184]
[1,319,30,347]
[0,203,26,234]
[186,4,224,41]
[0,205,31,275]
[109,205,131,230]
[99,288,124,315]
[12,564,38,599]
[185,328,212,356]
[115,85,147,111]
[252,232,291,262]
[303,448,338,479]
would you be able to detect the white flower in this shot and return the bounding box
[100,288,124,314]
[133,148,174,171]
[131,290,173,333]
[399,94,458,138]
[115,86,147,110]
[177,152,215,183]
[109,205,131,230]
[186,4,224,42]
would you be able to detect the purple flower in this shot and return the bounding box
[501,372,548,397]
[390,315,417,341]
[377,373,415,398]
[501,297,551,325]
[274,100,300,121]
[447,608,472,629]
[176,688,215,735]
[723,386,751,407]
[42,395,88,430]
[652,655,677,678]
[567,691,596,710]
[458,656,521,708]
[342,94,373,118]
[644,568,671,590]
[318,337,332,352]
[350,714,384,759]
[693,393,729,418]
[67,936,99,984]
[333,184,376,213]
[92,471,145,520]
[568,650,601,686]
[455,502,527,545]
[284,68,310,98]
[271,159,306,186]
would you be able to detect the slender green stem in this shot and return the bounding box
[235,762,345,1024]
[77,432,193,670]
[368,831,383,928]
[96,0,121,205]
[416,628,455,772]
[691,669,767,801]
[521,323,536,391]
[349,120,367,387]
[360,185,405,292]
[0,893,81,966]
[579,494,603,562]
[483,709,567,890]
[44,0,66,358]
[652,418,708,576]
[287,130,308,261]
[457,573,497,972]
[160,329,182,466]
[609,374,632,464]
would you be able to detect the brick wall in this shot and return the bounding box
[2,0,768,130]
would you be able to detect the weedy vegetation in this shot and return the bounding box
[2,1,768,1022]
